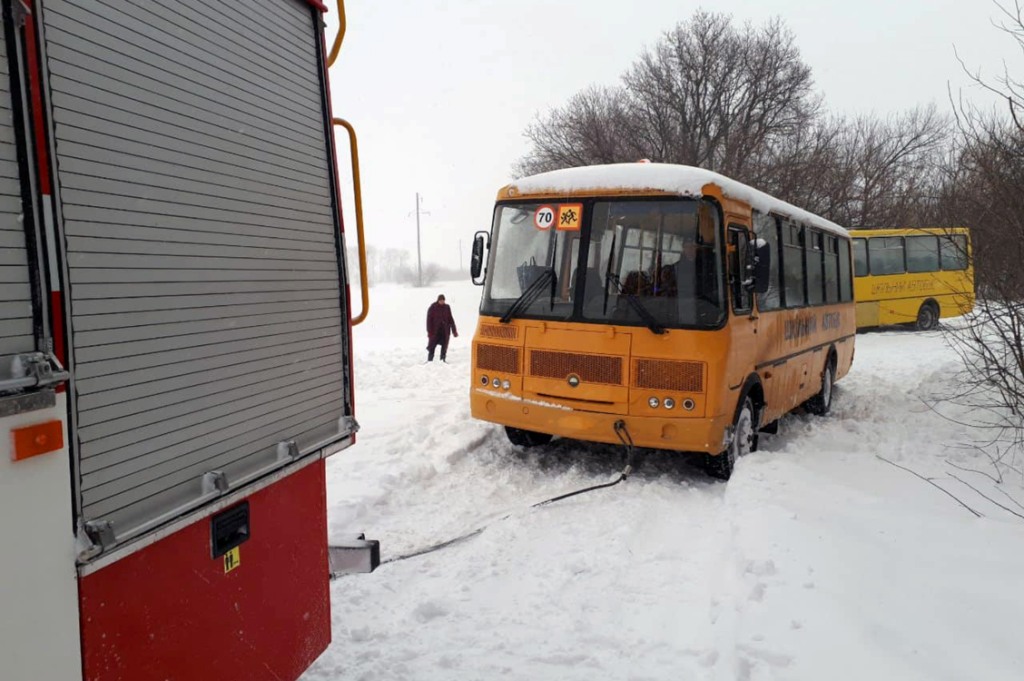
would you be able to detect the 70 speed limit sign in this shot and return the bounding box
[533,205,556,230]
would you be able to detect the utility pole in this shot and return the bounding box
[415,192,422,287]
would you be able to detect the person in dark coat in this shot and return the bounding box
[426,294,458,362]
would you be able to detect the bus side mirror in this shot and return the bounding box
[470,231,488,285]
[752,239,771,295]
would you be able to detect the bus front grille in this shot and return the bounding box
[477,344,520,374]
[479,324,518,340]
[633,359,704,393]
[529,350,623,385]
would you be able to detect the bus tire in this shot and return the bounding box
[915,301,939,331]
[705,397,755,481]
[804,356,835,416]
[505,426,553,447]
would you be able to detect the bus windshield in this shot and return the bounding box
[480,198,725,329]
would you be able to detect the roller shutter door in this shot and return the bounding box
[0,20,35,368]
[40,0,351,543]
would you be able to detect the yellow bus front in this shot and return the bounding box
[469,195,741,454]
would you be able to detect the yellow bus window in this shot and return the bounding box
[906,235,939,273]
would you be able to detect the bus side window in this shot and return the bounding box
[824,236,840,303]
[781,221,806,307]
[906,235,939,273]
[839,239,854,301]
[868,236,905,275]
[941,234,969,270]
[754,211,781,311]
[805,229,825,306]
[853,238,868,277]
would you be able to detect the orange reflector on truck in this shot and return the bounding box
[11,420,64,462]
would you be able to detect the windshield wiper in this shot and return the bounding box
[606,272,667,335]
[500,268,556,323]
[603,234,616,315]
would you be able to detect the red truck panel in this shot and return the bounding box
[79,461,331,681]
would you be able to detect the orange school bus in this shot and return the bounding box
[468,163,856,479]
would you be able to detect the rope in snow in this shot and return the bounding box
[378,421,638,567]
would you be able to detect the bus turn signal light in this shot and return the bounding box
[11,420,64,462]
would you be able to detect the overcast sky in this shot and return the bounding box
[322,1,1013,272]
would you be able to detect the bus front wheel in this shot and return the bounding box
[505,426,553,447]
[706,397,755,481]
[915,301,939,331]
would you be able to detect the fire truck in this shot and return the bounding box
[0,0,368,678]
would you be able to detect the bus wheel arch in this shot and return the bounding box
[705,376,763,481]
[741,376,765,449]
[916,299,940,331]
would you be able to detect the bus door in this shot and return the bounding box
[727,224,758,391]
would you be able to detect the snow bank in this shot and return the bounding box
[304,283,1024,681]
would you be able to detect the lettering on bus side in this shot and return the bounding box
[784,314,817,341]
[821,312,841,330]
[869,279,937,296]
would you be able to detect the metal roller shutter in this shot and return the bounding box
[40,0,351,544]
[0,20,35,367]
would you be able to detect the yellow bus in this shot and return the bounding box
[468,163,856,480]
[850,228,974,330]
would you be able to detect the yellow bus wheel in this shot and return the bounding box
[915,301,939,331]
[804,358,835,416]
[706,397,754,481]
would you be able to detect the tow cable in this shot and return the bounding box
[332,420,638,575]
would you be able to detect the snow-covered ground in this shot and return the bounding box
[304,280,1024,681]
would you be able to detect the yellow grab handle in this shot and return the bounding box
[334,118,369,326]
[327,0,346,68]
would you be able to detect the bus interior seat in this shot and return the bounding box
[622,270,652,296]
[655,264,678,297]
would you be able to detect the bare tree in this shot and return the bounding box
[515,11,950,235]
[517,11,820,180]
[515,87,632,176]
[832,106,950,229]
[934,0,1024,479]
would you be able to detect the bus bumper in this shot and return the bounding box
[472,389,730,454]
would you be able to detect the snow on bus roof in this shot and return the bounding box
[506,163,849,237]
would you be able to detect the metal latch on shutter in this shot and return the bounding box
[0,352,69,395]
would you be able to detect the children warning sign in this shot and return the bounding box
[533,204,583,231]
[556,204,582,231]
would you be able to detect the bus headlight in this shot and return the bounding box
[501,379,511,390]
[648,397,660,409]
[682,399,695,411]
[492,377,501,388]
[480,375,489,385]
[663,398,675,409]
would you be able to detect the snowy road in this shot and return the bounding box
[304,282,1024,681]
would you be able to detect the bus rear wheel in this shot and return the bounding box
[915,301,939,331]
[505,426,553,447]
[804,358,835,416]
[705,397,754,481]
